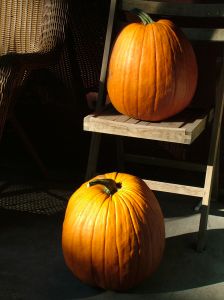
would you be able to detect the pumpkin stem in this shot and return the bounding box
[131,8,154,25]
[88,179,120,196]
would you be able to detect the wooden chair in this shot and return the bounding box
[83,0,224,252]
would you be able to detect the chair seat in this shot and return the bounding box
[84,104,214,144]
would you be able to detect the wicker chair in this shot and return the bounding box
[0,0,68,176]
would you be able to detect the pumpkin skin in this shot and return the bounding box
[107,18,198,121]
[62,172,165,291]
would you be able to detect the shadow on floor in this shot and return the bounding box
[134,229,224,294]
[0,207,223,300]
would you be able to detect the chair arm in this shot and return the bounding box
[0,46,63,72]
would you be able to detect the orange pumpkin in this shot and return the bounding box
[62,172,165,291]
[107,10,198,121]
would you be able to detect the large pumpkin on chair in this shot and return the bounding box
[62,172,165,291]
[107,10,198,121]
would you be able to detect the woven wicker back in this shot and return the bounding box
[0,0,67,55]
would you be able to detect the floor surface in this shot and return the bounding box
[1,181,224,300]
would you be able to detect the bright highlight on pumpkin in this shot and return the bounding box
[62,172,165,291]
[107,9,198,121]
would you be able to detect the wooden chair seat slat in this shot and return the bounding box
[84,107,212,144]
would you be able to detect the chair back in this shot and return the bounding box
[0,0,68,55]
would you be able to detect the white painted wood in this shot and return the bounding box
[83,114,190,143]
[143,179,204,197]
[113,115,131,122]
[202,166,214,206]
[183,114,209,142]
[84,108,212,144]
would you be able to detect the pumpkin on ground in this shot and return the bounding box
[62,172,165,291]
[107,9,198,121]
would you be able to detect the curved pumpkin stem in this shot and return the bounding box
[131,8,154,25]
[88,178,120,195]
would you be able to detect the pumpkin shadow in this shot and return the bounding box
[46,266,104,300]
[131,228,224,294]
[156,191,224,219]
[156,191,200,218]
[46,230,224,299]
[51,229,224,299]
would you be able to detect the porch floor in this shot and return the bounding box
[0,130,224,300]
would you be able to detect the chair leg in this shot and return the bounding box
[212,140,220,201]
[197,124,221,252]
[197,56,224,251]
[85,133,102,180]
[197,165,214,252]
[194,140,220,213]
